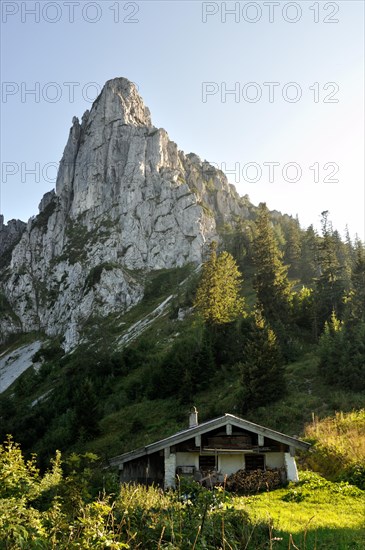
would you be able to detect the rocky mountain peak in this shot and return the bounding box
[101,77,152,127]
[56,77,152,213]
[0,76,251,350]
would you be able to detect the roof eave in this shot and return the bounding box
[109,414,310,466]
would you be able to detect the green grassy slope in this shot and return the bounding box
[0,264,363,468]
[237,471,365,549]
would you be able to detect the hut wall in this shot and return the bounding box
[120,454,164,486]
[266,452,285,469]
[285,453,299,482]
[218,454,245,475]
[176,452,199,468]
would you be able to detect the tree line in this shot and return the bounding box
[192,203,365,411]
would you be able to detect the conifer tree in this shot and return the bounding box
[318,309,365,391]
[332,228,352,287]
[318,310,344,384]
[299,224,319,284]
[344,225,356,273]
[74,378,100,439]
[291,285,314,333]
[340,238,365,391]
[284,217,302,277]
[240,312,286,412]
[156,326,215,399]
[252,203,292,328]
[343,321,365,391]
[314,211,346,330]
[222,218,255,271]
[348,238,365,323]
[194,241,245,325]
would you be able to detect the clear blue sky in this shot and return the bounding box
[1,0,364,239]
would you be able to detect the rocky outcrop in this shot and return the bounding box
[0,341,42,394]
[0,216,26,266]
[0,77,251,350]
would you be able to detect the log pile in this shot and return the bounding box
[225,468,283,494]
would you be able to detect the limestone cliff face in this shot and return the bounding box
[0,77,250,350]
[0,217,27,343]
[0,216,26,263]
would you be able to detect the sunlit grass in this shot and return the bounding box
[304,409,365,463]
[301,410,365,489]
[239,490,364,532]
[233,471,365,549]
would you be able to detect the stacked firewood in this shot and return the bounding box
[225,468,283,494]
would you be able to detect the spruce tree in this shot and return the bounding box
[194,241,245,325]
[284,217,302,278]
[314,211,346,330]
[319,309,365,392]
[318,310,344,386]
[74,378,100,439]
[333,228,352,287]
[157,326,215,399]
[252,203,292,328]
[240,312,286,412]
[348,238,365,323]
[291,285,314,333]
[299,224,319,284]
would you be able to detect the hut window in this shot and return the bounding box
[199,455,216,472]
[245,454,265,471]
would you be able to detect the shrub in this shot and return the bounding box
[281,471,364,503]
[32,340,64,363]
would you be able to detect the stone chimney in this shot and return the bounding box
[189,407,198,428]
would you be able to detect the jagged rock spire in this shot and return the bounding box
[0,77,250,350]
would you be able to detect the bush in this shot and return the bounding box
[340,462,365,490]
[281,471,364,503]
[32,340,64,363]
[114,481,268,549]
[0,438,270,549]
